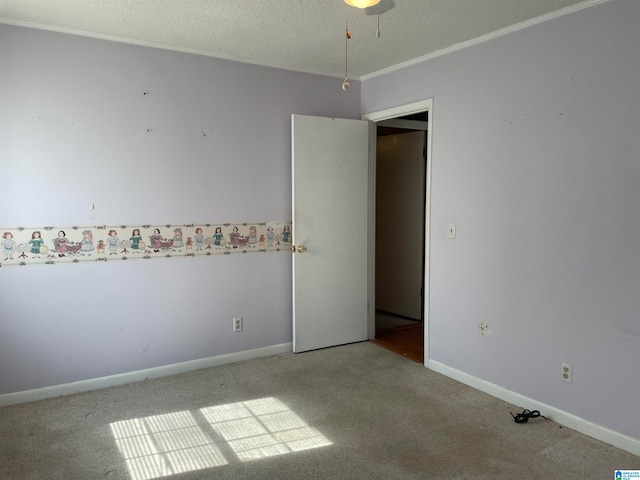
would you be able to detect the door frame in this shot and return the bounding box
[362,98,433,366]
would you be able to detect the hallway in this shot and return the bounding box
[371,311,423,364]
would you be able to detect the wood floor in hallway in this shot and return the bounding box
[371,322,423,364]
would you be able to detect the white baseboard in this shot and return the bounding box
[428,360,640,458]
[0,343,293,408]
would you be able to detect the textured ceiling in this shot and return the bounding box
[0,0,595,79]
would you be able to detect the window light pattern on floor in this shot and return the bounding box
[110,397,332,480]
[110,411,227,480]
[200,397,332,461]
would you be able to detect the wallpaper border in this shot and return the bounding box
[0,221,291,268]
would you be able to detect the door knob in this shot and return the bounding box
[296,244,308,253]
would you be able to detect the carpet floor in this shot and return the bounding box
[0,342,637,480]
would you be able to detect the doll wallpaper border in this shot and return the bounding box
[0,221,291,267]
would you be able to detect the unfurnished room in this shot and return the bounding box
[1,1,639,479]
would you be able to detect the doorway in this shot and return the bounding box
[362,100,432,365]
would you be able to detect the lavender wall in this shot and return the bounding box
[0,25,361,394]
[363,0,640,441]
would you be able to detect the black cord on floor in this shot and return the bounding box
[510,409,547,423]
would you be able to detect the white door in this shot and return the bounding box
[375,131,425,320]
[292,114,370,353]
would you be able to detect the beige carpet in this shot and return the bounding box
[0,342,637,480]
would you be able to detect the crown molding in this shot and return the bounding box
[361,0,609,81]
[0,18,347,80]
[0,0,609,83]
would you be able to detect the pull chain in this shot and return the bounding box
[342,5,351,91]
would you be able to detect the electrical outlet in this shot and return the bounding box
[561,363,572,383]
[478,321,491,336]
[233,317,243,332]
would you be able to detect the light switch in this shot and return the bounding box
[448,223,456,239]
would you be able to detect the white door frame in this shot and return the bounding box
[362,98,433,366]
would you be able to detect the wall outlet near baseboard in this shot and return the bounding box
[233,317,243,332]
[561,363,572,383]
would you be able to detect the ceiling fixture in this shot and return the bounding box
[341,0,381,91]
[344,0,380,8]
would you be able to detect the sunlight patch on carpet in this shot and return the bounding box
[110,397,331,480]
[110,410,227,480]
[201,397,332,461]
